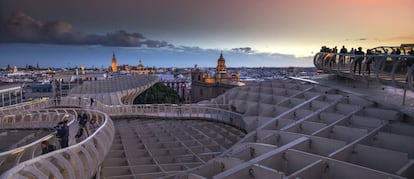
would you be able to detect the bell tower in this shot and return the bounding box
[137,60,144,71]
[111,52,118,72]
[216,52,227,75]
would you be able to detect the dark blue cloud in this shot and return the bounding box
[0,11,174,48]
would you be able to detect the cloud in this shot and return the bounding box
[0,12,316,68]
[343,38,368,42]
[231,47,255,54]
[0,11,43,42]
[379,35,414,43]
[0,11,174,48]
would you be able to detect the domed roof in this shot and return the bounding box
[138,60,144,67]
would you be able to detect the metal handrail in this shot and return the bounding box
[1,109,114,179]
[314,52,414,90]
[60,96,245,130]
[0,99,54,114]
[0,93,245,178]
[0,112,75,174]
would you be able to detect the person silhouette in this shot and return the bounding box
[56,121,69,148]
[366,49,374,75]
[41,140,56,154]
[353,47,364,74]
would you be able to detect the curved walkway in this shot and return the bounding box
[314,52,414,90]
[0,104,115,179]
[0,97,246,178]
[69,75,159,105]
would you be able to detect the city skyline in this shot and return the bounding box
[1,0,413,68]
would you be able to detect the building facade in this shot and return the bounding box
[191,53,244,102]
[111,52,118,72]
[131,60,155,75]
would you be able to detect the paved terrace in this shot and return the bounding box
[69,75,159,105]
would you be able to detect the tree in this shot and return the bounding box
[133,83,180,104]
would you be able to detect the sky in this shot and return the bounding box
[0,0,413,68]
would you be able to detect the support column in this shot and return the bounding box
[15,90,18,104]
[181,82,186,100]
[176,82,179,94]
[20,88,23,103]
[1,93,4,107]
[9,92,12,106]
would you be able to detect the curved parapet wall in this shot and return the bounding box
[61,96,247,131]
[69,75,159,105]
[0,100,56,115]
[0,112,75,174]
[0,108,115,179]
[314,52,414,90]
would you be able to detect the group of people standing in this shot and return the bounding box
[41,111,96,155]
[41,120,69,154]
[320,45,414,75]
[78,97,95,107]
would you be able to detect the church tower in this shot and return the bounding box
[216,52,227,76]
[111,52,118,72]
[137,60,144,71]
[81,64,85,75]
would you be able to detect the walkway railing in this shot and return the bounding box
[0,96,241,178]
[112,104,246,130]
[314,52,414,90]
[0,112,75,174]
[0,99,55,114]
[0,107,114,179]
[61,96,246,131]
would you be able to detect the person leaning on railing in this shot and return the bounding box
[76,112,90,138]
[41,140,56,154]
[89,117,98,131]
[55,120,69,148]
[366,49,374,75]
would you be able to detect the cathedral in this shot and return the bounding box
[109,53,154,74]
[191,52,243,102]
[131,60,155,75]
[111,52,118,72]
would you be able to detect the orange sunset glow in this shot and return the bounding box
[0,0,413,67]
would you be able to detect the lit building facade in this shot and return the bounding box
[191,53,244,102]
[131,60,155,75]
[111,52,118,72]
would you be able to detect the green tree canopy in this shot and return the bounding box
[133,83,181,104]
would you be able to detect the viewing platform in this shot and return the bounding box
[314,45,414,90]
[69,75,159,105]
[0,74,413,178]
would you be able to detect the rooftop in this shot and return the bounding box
[1,74,414,179]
